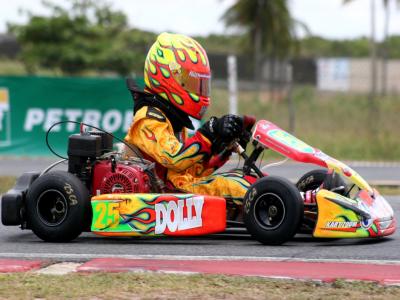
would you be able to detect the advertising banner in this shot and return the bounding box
[0,76,144,156]
[317,58,349,91]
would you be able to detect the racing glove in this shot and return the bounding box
[199,114,243,143]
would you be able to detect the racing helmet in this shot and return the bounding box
[144,32,211,120]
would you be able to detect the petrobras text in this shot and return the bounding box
[23,108,133,133]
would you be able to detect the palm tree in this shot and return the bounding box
[222,0,298,87]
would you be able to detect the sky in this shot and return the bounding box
[0,0,399,40]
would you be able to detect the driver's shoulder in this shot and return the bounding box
[132,106,175,134]
[134,106,167,122]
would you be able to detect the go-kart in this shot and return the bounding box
[1,116,396,245]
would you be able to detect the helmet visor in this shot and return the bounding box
[173,69,211,97]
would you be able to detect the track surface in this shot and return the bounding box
[0,196,398,262]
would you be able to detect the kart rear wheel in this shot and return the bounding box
[26,171,90,242]
[243,176,303,245]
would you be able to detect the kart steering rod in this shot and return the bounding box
[234,142,264,178]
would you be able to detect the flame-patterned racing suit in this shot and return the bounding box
[125,105,252,204]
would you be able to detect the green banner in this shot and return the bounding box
[0,76,144,156]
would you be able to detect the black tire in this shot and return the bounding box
[243,176,304,245]
[296,169,346,193]
[296,169,346,235]
[26,171,90,242]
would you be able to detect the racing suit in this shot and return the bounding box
[125,104,252,203]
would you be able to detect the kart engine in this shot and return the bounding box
[67,131,151,195]
[92,160,151,195]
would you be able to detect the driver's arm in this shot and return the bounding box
[186,152,232,178]
[125,108,212,172]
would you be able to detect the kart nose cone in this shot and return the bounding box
[357,189,396,236]
[367,191,396,236]
[313,189,396,238]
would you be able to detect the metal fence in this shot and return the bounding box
[209,54,400,95]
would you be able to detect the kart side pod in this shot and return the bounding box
[91,193,226,237]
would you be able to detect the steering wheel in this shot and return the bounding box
[213,115,256,158]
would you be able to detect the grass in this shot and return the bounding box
[209,86,400,161]
[0,59,114,77]
[373,186,400,196]
[0,59,66,76]
[0,273,398,300]
[0,176,15,194]
[0,59,26,75]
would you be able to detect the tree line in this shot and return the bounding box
[5,0,400,76]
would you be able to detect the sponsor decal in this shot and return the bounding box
[146,107,166,122]
[23,108,133,133]
[155,196,204,234]
[189,71,211,79]
[0,88,10,145]
[63,183,78,206]
[325,221,358,229]
[361,217,373,229]
[245,188,257,214]
[358,201,373,229]
[260,123,270,130]
[267,129,315,154]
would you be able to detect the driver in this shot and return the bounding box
[125,32,253,203]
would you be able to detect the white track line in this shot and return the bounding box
[0,252,399,265]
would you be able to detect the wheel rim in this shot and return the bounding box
[253,192,286,230]
[36,189,68,226]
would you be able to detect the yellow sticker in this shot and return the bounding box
[0,88,9,105]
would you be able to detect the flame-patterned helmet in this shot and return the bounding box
[144,32,211,120]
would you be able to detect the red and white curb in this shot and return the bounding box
[1,256,400,285]
[0,259,43,273]
[35,262,81,275]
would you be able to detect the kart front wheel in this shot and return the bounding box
[296,169,346,194]
[26,171,90,242]
[296,169,346,235]
[243,176,303,245]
